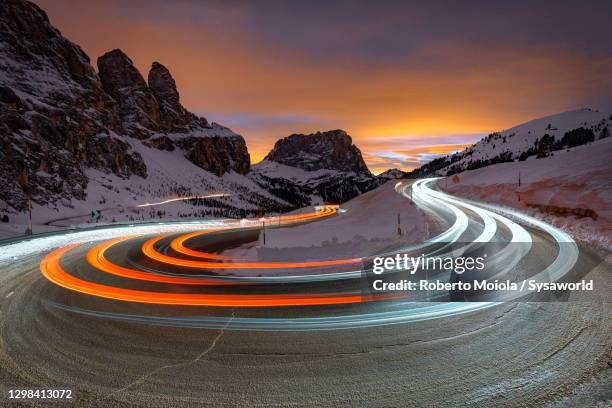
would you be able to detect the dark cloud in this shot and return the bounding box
[34,0,612,172]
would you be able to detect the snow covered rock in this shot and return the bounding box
[250,130,381,206]
[0,0,146,210]
[97,51,250,175]
[377,168,409,180]
[410,108,611,177]
[0,0,253,214]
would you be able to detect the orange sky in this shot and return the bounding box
[35,0,612,174]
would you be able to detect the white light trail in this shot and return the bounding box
[136,193,231,208]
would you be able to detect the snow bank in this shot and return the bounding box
[444,137,612,245]
[221,181,427,265]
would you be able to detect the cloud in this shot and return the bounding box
[34,0,612,172]
[363,143,475,174]
[358,134,483,173]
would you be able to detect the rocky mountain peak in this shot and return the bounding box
[98,49,147,92]
[378,168,409,180]
[147,61,198,129]
[0,2,149,210]
[97,49,160,138]
[264,129,371,175]
[1,0,106,113]
[149,62,177,97]
[0,0,254,211]
[250,129,378,206]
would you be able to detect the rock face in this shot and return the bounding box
[97,49,160,138]
[0,0,250,210]
[1,0,382,216]
[0,0,146,209]
[95,52,250,174]
[177,136,250,176]
[264,130,371,175]
[148,61,198,129]
[145,60,251,175]
[250,130,381,207]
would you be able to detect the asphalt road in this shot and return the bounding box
[0,179,609,407]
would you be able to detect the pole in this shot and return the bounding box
[396,203,401,237]
[26,196,32,235]
[518,171,521,202]
[262,219,266,246]
[18,168,32,235]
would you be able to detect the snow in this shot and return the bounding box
[444,137,612,246]
[221,180,427,266]
[441,108,610,174]
[0,136,289,238]
[269,180,425,246]
[378,168,408,180]
[0,220,227,264]
[165,122,239,139]
[251,160,342,183]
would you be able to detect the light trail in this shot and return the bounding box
[141,234,362,269]
[404,179,469,245]
[407,178,533,286]
[418,179,497,244]
[136,193,231,208]
[404,178,577,301]
[35,178,580,321]
[476,200,579,293]
[45,299,498,331]
[84,205,358,287]
[168,206,336,260]
[40,244,378,307]
[86,235,240,286]
[83,205,352,286]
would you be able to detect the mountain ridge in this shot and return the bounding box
[249,130,381,207]
[0,0,378,225]
[408,108,611,178]
[0,0,275,218]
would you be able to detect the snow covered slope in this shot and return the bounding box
[411,109,611,177]
[378,168,409,180]
[222,180,427,266]
[0,135,292,237]
[250,160,380,207]
[443,137,612,245]
[0,0,293,237]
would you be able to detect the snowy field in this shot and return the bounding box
[444,137,611,246]
[0,137,287,239]
[440,108,610,174]
[222,180,427,265]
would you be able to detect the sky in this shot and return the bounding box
[36,0,612,174]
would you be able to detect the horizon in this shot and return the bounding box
[34,0,612,174]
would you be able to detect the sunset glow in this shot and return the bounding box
[35,0,612,172]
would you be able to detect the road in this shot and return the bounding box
[0,178,609,407]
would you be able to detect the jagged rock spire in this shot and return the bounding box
[148,61,194,128]
[97,49,160,138]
